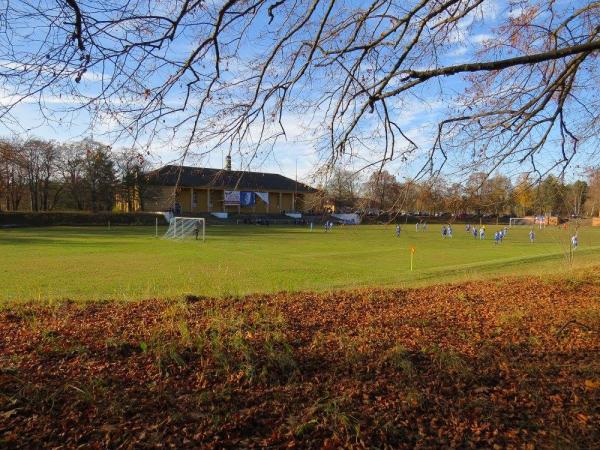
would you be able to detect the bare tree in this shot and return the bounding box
[58,142,88,210]
[564,180,587,217]
[323,167,362,210]
[17,139,60,211]
[0,1,598,180]
[363,170,400,211]
[583,168,600,217]
[0,140,27,211]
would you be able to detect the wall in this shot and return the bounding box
[141,186,318,214]
[143,186,174,212]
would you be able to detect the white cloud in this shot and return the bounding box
[507,6,526,19]
[447,46,469,57]
[472,33,493,44]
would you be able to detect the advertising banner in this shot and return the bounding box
[255,192,269,204]
[240,191,256,207]
[224,190,240,205]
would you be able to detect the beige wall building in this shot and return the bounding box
[136,165,319,215]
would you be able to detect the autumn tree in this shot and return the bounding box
[115,149,151,212]
[18,139,62,211]
[58,143,88,210]
[564,180,587,217]
[534,175,565,216]
[513,174,534,216]
[465,172,488,216]
[0,1,597,181]
[0,140,27,211]
[415,178,446,215]
[396,180,420,214]
[486,175,513,217]
[583,168,600,217]
[323,168,362,210]
[363,170,400,212]
[443,182,467,217]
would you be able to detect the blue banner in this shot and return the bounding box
[240,191,256,206]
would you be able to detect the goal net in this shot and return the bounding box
[164,217,205,241]
[509,217,534,227]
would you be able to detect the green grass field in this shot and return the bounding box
[1,223,599,302]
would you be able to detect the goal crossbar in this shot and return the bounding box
[164,217,205,241]
[509,217,534,227]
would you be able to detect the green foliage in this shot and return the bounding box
[0,211,164,226]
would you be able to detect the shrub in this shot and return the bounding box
[0,211,166,227]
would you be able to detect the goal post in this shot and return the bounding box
[164,217,205,241]
[509,217,534,228]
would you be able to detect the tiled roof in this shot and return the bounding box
[146,165,317,193]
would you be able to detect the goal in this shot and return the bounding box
[509,217,534,227]
[164,217,205,241]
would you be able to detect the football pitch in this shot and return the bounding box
[1,224,599,302]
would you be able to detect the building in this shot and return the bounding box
[135,165,320,215]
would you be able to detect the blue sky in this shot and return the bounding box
[0,0,595,184]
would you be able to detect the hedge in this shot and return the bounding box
[0,211,167,227]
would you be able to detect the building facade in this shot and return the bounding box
[133,165,319,215]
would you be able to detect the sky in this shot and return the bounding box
[0,0,595,185]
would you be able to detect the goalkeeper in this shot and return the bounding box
[194,220,201,240]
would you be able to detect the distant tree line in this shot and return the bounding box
[2,136,599,219]
[0,138,149,212]
[325,168,600,219]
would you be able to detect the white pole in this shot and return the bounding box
[155,218,158,238]
[202,219,206,242]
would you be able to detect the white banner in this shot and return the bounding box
[224,190,240,205]
[255,192,269,204]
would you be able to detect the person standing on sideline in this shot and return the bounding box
[473,227,478,239]
[447,225,453,238]
[441,225,447,239]
[571,233,578,250]
[529,228,535,243]
[479,226,485,240]
[395,224,401,238]
[415,221,420,232]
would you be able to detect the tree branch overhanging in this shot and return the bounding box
[0,0,597,179]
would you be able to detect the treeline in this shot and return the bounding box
[325,169,600,218]
[0,138,149,212]
[3,136,599,219]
